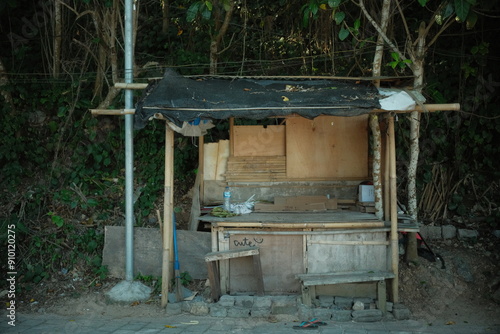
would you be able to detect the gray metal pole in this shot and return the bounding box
[124,0,134,282]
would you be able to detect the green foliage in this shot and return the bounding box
[388,52,412,70]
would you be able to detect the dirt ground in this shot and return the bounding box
[7,234,499,326]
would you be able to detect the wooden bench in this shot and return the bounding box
[205,246,264,302]
[296,271,395,312]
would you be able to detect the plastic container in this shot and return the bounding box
[223,186,231,211]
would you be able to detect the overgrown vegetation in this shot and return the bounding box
[0,0,499,295]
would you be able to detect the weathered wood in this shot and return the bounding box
[286,116,369,179]
[296,271,395,286]
[205,247,260,262]
[388,116,399,303]
[233,125,285,156]
[114,82,148,89]
[254,202,327,212]
[90,108,135,115]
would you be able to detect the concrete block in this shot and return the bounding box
[392,303,411,320]
[253,296,272,308]
[419,225,442,240]
[332,310,352,322]
[234,295,254,308]
[334,296,353,310]
[458,229,479,240]
[313,308,333,320]
[218,295,235,307]
[353,297,373,309]
[271,296,298,315]
[227,306,251,318]
[166,302,182,315]
[351,309,383,322]
[251,307,271,318]
[102,226,210,279]
[209,304,227,317]
[318,295,334,308]
[297,304,314,321]
[441,225,456,239]
[105,280,152,303]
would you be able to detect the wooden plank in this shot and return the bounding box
[215,140,230,180]
[233,125,285,156]
[204,142,219,181]
[296,271,395,286]
[286,115,369,179]
[254,202,327,212]
[205,247,260,262]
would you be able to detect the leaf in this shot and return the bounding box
[328,0,341,7]
[466,11,478,30]
[353,18,361,30]
[319,4,327,10]
[334,11,345,25]
[186,2,200,22]
[454,0,471,22]
[338,27,349,41]
[418,0,428,6]
[205,1,213,11]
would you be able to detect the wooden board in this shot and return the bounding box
[233,125,285,156]
[306,232,389,273]
[224,156,286,182]
[203,140,230,181]
[229,234,303,293]
[286,115,369,179]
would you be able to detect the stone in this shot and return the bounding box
[353,297,372,309]
[218,295,235,307]
[441,225,457,239]
[419,225,442,240]
[334,296,353,310]
[492,287,500,304]
[352,301,364,311]
[392,303,411,320]
[351,309,383,322]
[209,304,227,317]
[166,302,182,315]
[458,229,479,240]
[297,304,314,321]
[453,257,474,282]
[188,301,210,315]
[227,306,251,318]
[493,230,500,238]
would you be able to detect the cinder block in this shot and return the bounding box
[332,310,352,322]
[253,296,272,308]
[209,304,227,317]
[441,225,456,239]
[353,297,373,309]
[251,307,271,318]
[334,296,353,310]
[227,306,251,318]
[297,304,314,321]
[271,296,298,315]
[419,225,442,240]
[188,301,209,315]
[218,295,235,307]
[166,302,182,315]
[318,295,334,308]
[234,296,254,308]
[458,229,479,240]
[351,309,383,322]
[392,303,411,320]
[313,308,333,320]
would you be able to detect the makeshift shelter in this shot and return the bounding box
[130,69,459,308]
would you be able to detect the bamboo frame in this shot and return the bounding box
[388,115,399,303]
[161,126,174,308]
[212,222,385,229]
[90,108,135,115]
[114,82,149,89]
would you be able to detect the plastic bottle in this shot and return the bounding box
[223,186,231,211]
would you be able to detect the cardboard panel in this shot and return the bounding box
[229,233,303,293]
[203,140,230,181]
[233,125,285,156]
[286,115,369,179]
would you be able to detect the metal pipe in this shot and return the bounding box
[124,0,134,282]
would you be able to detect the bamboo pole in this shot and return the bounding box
[90,109,135,115]
[212,222,385,229]
[372,103,460,113]
[384,123,391,221]
[114,82,149,89]
[161,125,175,308]
[199,135,205,205]
[388,115,399,303]
[370,115,383,219]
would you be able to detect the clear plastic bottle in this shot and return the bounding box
[223,186,231,211]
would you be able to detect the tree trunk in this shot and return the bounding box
[162,0,169,34]
[0,57,13,107]
[369,0,391,220]
[407,22,427,220]
[53,0,62,78]
[209,0,235,75]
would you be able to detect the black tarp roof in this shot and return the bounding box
[134,69,382,129]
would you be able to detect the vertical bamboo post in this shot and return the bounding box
[369,114,383,220]
[161,125,174,308]
[199,135,205,204]
[384,123,391,221]
[388,115,399,303]
[229,117,235,157]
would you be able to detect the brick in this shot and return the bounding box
[334,296,353,310]
[441,225,456,239]
[251,307,271,318]
[271,296,298,315]
[419,225,442,240]
[234,296,255,308]
[332,310,352,322]
[458,229,479,240]
[253,296,272,308]
[227,306,251,318]
[313,308,333,320]
[318,295,334,308]
[209,304,227,317]
[218,295,235,307]
[392,303,411,320]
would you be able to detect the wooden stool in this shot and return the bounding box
[205,246,264,302]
